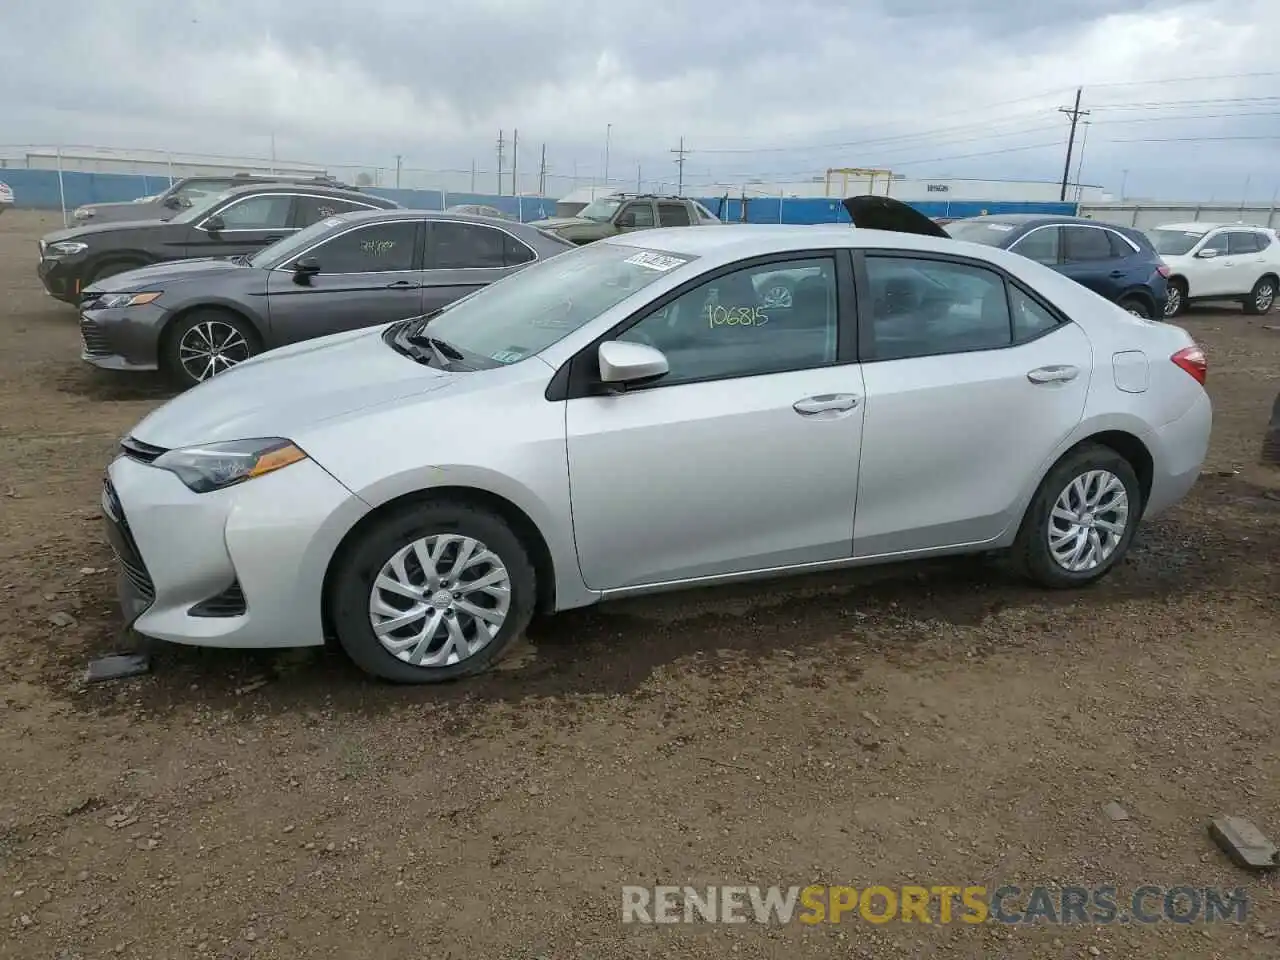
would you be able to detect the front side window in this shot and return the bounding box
[414,241,696,365]
[1198,231,1228,256]
[615,257,838,385]
[308,220,418,273]
[616,202,655,228]
[1010,226,1060,265]
[577,198,622,222]
[863,256,1011,361]
[1148,229,1206,257]
[1062,226,1113,262]
[172,179,236,205]
[211,194,294,230]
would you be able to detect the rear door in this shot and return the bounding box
[853,251,1092,557]
[265,218,425,345]
[421,220,534,313]
[1225,230,1265,295]
[1056,225,1125,301]
[184,192,298,258]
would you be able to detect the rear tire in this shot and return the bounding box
[329,500,536,683]
[1118,295,1152,319]
[1243,275,1277,315]
[1009,444,1142,589]
[1164,278,1187,318]
[160,309,259,388]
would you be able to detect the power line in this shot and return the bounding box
[1090,95,1280,111]
[1102,134,1280,143]
[1085,70,1280,88]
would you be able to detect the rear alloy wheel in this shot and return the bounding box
[330,501,536,683]
[1119,296,1152,319]
[1164,280,1186,318]
[1243,276,1277,315]
[1010,444,1141,588]
[162,310,258,387]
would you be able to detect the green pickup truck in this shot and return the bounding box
[530,193,722,244]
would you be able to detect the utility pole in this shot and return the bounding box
[496,130,505,196]
[538,143,547,197]
[637,163,642,193]
[604,123,612,189]
[394,154,402,189]
[512,128,519,196]
[1072,121,1091,202]
[670,136,689,195]
[1058,88,1090,202]
[470,159,476,193]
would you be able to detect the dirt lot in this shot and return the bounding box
[0,209,1277,959]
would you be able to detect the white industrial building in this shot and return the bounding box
[1,146,326,180]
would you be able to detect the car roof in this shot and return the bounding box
[599,223,1009,259]
[1154,221,1271,233]
[329,208,543,229]
[211,182,395,206]
[957,214,1131,229]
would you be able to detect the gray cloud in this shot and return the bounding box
[3,0,1279,199]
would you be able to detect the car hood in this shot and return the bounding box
[129,326,454,449]
[85,257,250,294]
[43,218,172,244]
[842,195,950,238]
[530,216,594,229]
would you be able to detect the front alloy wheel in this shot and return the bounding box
[179,320,253,382]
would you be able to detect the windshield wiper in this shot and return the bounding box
[227,254,252,265]
[405,332,464,363]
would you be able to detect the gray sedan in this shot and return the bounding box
[78,210,573,387]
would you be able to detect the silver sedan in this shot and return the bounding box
[103,217,1212,682]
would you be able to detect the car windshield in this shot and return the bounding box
[168,190,235,224]
[248,217,345,268]
[1148,229,1205,256]
[577,198,622,222]
[944,220,1019,245]
[402,241,697,365]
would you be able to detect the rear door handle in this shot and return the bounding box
[386,279,422,289]
[793,393,859,415]
[1027,365,1079,384]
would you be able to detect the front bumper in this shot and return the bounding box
[37,255,87,303]
[80,303,167,371]
[103,451,371,649]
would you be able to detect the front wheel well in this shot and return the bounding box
[321,486,558,636]
[157,303,264,359]
[1168,274,1188,294]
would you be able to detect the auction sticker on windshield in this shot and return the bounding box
[624,251,689,272]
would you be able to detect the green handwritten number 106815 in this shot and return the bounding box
[707,304,769,328]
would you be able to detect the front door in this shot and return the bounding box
[613,200,656,235]
[184,192,297,259]
[266,219,425,346]
[1190,230,1235,296]
[421,220,533,314]
[853,253,1091,557]
[565,254,864,591]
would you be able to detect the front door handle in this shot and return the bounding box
[793,394,859,415]
[386,279,422,289]
[1109,270,1125,279]
[1027,365,1079,384]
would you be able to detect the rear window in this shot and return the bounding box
[944,220,1017,246]
[1148,229,1205,256]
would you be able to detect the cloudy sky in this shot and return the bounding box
[4,0,1280,200]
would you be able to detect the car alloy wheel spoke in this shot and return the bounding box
[368,533,511,667]
[179,320,251,381]
[1047,469,1130,573]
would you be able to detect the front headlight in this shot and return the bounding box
[151,438,308,494]
[96,291,161,309]
[47,240,88,255]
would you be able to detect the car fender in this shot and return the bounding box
[156,294,271,344]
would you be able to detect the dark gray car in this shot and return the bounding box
[39,183,400,303]
[77,210,574,386]
[72,172,356,225]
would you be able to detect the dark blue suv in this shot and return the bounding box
[943,215,1170,319]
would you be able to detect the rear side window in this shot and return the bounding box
[1227,232,1260,255]
[431,222,532,269]
[1257,232,1272,251]
[658,202,692,227]
[504,233,536,265]
[1106,230,1138,258]
[294,196,375,228]
[1009,285,1060,341]
[1062,226,1113,262]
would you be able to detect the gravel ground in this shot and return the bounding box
[0,209,1277,959]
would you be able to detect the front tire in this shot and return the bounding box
[161,309,259,388]
[329,501,536,683]
[1009,444,1141,589]
[1243,275,1277,315]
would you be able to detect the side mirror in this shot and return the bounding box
[293,256,321,282]
[162,195,184,209]
[597,340,668,387]
[1197,247,1220,259]
[203,214,226,233]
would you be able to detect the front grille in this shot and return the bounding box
[119,436,167,464]
[102,479,156,604]
[80,315,111,356]
[190,582,247,618]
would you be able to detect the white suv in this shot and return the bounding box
[1150,222,1280,317]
